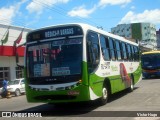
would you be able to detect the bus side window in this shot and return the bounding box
[131,45,135,61]
[100,35,110,61]
[113,39,117,60]
[134,46,139,61]
[87,31,100,73]
[137,47,140,61]
[127,44,132,61]
[121,42,128,60]
[115,40,122,60]
[108,37,116,60]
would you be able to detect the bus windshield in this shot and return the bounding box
[27,38,82,77]
[141,54,160,68]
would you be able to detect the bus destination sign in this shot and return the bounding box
[45,28,74,38]
[27,26,83,42]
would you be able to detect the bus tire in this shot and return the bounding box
[99,83,109,105]
[128,75,134,92]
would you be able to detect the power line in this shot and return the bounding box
[0,18,26,28]
[0,1,113,30]
[33,0,100,27]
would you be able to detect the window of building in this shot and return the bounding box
[15,67,24,79]
[145,33,148,36]
[0,67,10,81]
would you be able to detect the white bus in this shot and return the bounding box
[24,23,142,105]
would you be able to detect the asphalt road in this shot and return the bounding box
[0,78,160,120]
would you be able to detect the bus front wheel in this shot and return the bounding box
[99,84,109,105]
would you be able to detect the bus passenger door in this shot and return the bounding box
[86,31,102,99]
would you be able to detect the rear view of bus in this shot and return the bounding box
[141,51,160,78]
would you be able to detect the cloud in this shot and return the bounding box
[98,0,132,8]
[67,5,97,18]
[119,9,160,25]
[130,6,135,10]
[0,6,15,25]
[26,0,70,15]
[0,0,27,25]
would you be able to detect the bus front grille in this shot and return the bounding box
[34,95,76,101]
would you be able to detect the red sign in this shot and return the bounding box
[0,46,25,57]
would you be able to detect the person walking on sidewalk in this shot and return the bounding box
[2,79,8,98]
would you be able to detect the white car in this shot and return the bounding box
[7,78,25,96]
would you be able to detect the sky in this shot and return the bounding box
[0,0,160,31]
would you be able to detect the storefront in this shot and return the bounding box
[0,24,31,81]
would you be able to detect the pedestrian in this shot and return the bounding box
[2,79,8,98]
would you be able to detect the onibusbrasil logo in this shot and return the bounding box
[2,112,42,117]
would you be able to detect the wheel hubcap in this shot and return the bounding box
[102,88,108,99]
[130,80,133,90]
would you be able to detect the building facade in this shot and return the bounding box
[156,29,160,50]
[111,23,157,50]
[0,24,31,82]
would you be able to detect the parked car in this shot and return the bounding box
[7,78,25,96]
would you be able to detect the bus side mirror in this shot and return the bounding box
[16,53,24,69]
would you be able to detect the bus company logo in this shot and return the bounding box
[2,112,12,117]
[67,90,80,95]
